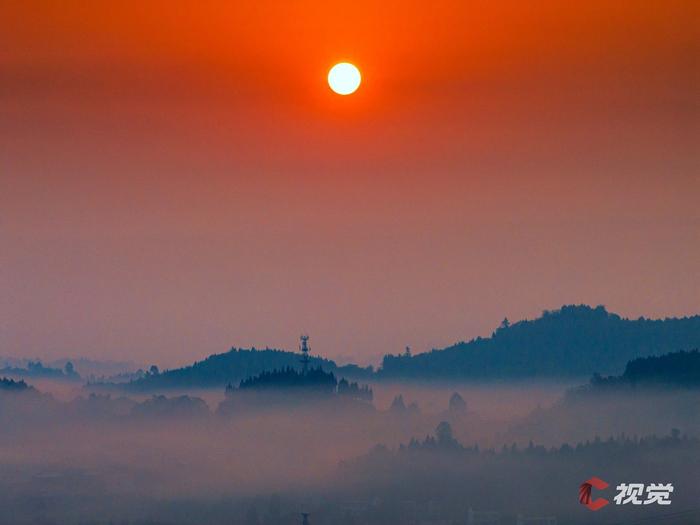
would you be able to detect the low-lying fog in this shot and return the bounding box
[1,379,698,524]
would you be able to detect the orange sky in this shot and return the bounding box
[1,1,698,366]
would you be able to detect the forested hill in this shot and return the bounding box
[379,305,700,379]
[116,348,371,391]
[95,305,700,390]
[585,350,700,390]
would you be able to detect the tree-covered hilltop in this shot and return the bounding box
[379,305,700,379]
[217,365,374,415]
[0,360,81,382]
[624,350,700,386]
[237,366,337,393]
[581,350,700,391]
[225,366,373,401]
[506,350,700,444]
[116,347,373,391]
[0,377,33,392]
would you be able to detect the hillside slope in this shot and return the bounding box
[380,305,700,379]
[118,347,371,391]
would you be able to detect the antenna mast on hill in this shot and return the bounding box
[299,334,310,374]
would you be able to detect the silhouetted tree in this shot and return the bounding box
[435,421,459,448]
[390,394,406,413]
[0,377,31,391]
[448,392,466,413]
[64,361,76,376]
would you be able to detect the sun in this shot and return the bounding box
[328,63,361,95]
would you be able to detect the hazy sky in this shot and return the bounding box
[1,1,698,366]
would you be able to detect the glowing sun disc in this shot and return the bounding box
[328,63,361,95]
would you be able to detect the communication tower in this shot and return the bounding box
[299,334,310,374]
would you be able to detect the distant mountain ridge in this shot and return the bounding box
[1,356,140,380]
[0,360,81,382]
[379,305,700,379]
[90,305,700,390]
